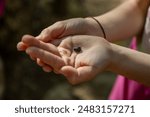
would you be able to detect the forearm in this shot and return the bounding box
[92,0,149,42]
[109,43,150,86]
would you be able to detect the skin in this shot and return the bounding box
[18,0,150,70]
[109,43,150,86]
[18,34,150,86]
[19,35,112,85]
[17,0,150,85]
[94,0,150,41]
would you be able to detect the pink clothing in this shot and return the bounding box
[109,7,150,100]
[0,0,5,17]
[109,38,150,100]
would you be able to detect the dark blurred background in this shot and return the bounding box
[0,0,123,100]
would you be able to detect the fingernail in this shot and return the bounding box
[17,43,23,51]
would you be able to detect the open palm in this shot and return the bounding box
[18,35,111,84]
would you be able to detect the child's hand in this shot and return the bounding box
[18,35,112,85]
[17,18,104,72]
[17,17,103,51]
[17,35,63,72]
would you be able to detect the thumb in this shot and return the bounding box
[60,66,78,85]
[60,66,97,85]
[36,21,66,42]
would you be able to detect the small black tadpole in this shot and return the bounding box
[73,47,81,53]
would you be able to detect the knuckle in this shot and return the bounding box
[41,28,50,37]
[42,28,49,33]
[54,21,64,26]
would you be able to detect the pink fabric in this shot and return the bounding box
[0,0,5,17]
[109,37,150,100]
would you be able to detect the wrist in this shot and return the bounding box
[107,43,124,73]
[84,17,105,38]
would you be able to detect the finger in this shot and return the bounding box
[77,66,96,83]
[60,66,78,85]
[17,42,28,51]
[22,35,61,56]
[37,58,45,66]
[37,58,53,71]
[35,35,41,40]
[60,66,96,85]
[51,39,62,46]
[29,54,36,61]
[53,70,59,74]
[42,66,52,72]
[37,21,66,42]
[26,47,65,71]
[38,60,60,74]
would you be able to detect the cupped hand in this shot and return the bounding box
[17,18,103,71]
[17,18,102,51]
[18,35,112,84]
